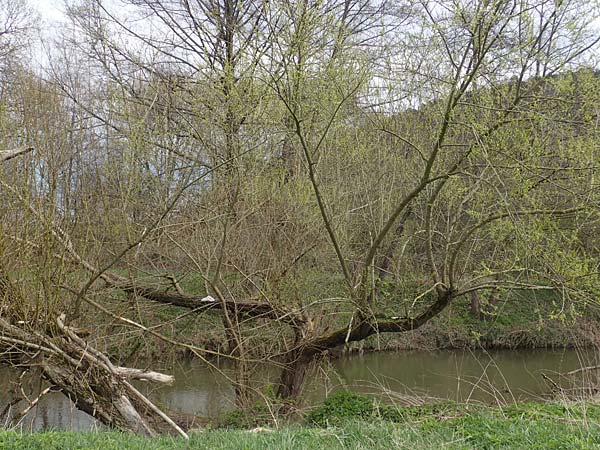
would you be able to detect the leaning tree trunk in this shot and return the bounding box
[276,289,457,405]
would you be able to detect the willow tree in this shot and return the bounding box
[265,0,600,400]
[50,0,398,407]
[55,1,597,398]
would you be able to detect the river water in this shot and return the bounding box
[1,348,597,431]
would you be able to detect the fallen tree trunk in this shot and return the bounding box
[10,237,304,327]
[0,314,191,436]
[119,283,304,326]
[0,140,192,434]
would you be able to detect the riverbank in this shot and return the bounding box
[3,401,600,449]
[345,291,600,354]
[100,287,600,363]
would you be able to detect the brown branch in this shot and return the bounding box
[294,289,454,359]
[0,147,33,163]
[118,282,303,325]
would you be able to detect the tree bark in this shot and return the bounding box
[276,289,455,403]
[469,288,500,320]
[469,291,483,319]
[276,350,310,402]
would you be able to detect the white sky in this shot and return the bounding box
[27,0,68,68]
[27,0,600,72]
[30,0,67,23]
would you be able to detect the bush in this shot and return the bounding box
[307,391,402,426]
[216,403,275,429]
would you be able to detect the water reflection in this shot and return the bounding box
[0,348,596,431]
[325,349,596,403]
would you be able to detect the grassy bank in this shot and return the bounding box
[349,290,600,354]
[3,401,600,449]
[5,269,595,361]
[87,276,600,362]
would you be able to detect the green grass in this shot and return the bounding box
[3,402,600,449]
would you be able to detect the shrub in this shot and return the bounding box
[307,391,402,426]
[216,403,275,429]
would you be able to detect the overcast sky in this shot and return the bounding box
[27,0,600,71]
[31,0,67,23]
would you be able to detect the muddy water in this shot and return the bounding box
[1,348,597,430]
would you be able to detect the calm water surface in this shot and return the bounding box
[1,348,597,430]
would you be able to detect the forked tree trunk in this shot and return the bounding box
[276,290,456,405]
